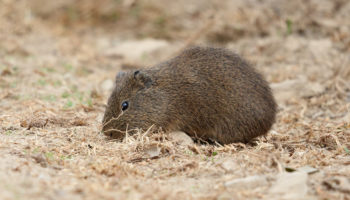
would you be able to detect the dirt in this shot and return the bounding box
[0,0,349,199]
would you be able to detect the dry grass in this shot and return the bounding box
[0,0,350,199]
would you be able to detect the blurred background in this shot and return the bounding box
[2,0,350,43]
[1,0,349,61]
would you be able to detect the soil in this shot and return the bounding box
[0,0,349,199]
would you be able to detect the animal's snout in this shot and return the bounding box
[102,125,125,139]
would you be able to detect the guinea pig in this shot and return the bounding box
[102,46,277,144]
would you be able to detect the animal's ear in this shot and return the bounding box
[133,70,152,88]
[115,71,126,81]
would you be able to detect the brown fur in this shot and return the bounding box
[102,46,277,144]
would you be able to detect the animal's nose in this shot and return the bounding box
[102,126,125,139]
[101,122,109,134]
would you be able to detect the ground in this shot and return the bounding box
[0,0,349,199]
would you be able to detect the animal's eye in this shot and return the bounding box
[121,101,129,111]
